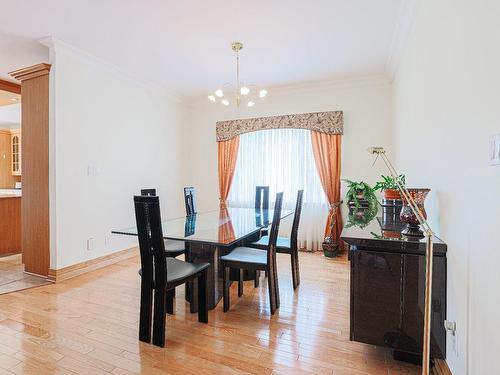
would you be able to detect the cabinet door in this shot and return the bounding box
[351,249,447,359]
[11,134,21,176]
[351,249,402,346]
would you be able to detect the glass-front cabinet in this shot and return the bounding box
[11,129,21,176]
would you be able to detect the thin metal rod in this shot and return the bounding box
[236,49,241,107]
[378,151,432,234]
[422,232,434,375]
[369,147,433,375]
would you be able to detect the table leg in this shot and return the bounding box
[185,243,221,311]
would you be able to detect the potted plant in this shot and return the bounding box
[373,175,406,200]
[343,179,377,208]
[345,204,379,229]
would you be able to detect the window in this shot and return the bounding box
[228,128,328,251]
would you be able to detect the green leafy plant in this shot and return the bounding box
[373,175,406,192]
[345,206,379,229]
[343,179,377,209]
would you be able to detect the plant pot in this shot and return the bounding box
[322,240,340,257]
[384,189,402,200]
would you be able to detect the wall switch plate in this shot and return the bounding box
[490,134,500,165]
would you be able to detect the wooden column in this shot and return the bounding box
[10,63,51,277]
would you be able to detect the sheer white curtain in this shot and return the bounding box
[227,129,328,251]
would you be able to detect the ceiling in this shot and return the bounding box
[0,90,21,107]
[0,0,404,97]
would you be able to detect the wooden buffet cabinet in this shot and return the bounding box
[341,206,447,365]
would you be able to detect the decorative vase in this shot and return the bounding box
[399,188,430,237]
[322,202,342,257]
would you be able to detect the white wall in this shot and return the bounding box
[0,103,20,128]
[393,0,500,373]
[48,40,188,269]
[186,79,394,213]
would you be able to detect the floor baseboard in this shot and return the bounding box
[48,247,137,283]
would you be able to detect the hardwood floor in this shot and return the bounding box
[0,254,50,295]
[0,251,422,374]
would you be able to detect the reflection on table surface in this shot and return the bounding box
[112,207,294,246]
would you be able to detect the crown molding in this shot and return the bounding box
[10,63,51,81]
[0,78,21,94]
[187,74,392,108]
[38,36,185,103]
[385,0,418,81]
[269,75,392,95]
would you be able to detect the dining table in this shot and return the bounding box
[112,206,293,311]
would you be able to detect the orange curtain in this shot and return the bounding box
[217,136,240,207]
[310,131,343,241]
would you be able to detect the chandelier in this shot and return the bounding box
[208,41,267,107]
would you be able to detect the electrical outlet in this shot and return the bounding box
[450,331,459,357]
[87,238,95,251]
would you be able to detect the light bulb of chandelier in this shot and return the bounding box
[247,101,255,107]
[221,99,230,106]
[259,89,267,98]
[215,89,224,98]
[240,86,250,95]
[208,95,216,102]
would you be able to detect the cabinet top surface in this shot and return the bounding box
[341,205,447,256]
[0,189,22,198]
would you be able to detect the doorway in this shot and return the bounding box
[0,75,51,293]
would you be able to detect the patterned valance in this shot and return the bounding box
[216,111,343,142]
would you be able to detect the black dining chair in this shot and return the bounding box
[221,192,284,315]
[249,190,304,289]
[255,185,270,240]
[141,189,185,259]
[134,195,209,347]
[184,187,197,216]
[140,188,156,196]
[255,186,269,210]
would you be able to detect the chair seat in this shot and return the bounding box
[220,247,268,266]
[166,258,209,284]
[139,258,209,284]
[252,235,291,249]
[164,239,186,256]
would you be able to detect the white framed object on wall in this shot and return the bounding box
[490,134,500,166]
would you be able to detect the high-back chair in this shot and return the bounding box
[250,190,304,289]
[140,188,156,196]
[255,186,270,210]
[220,192,284,315]
[134,195,209,347]
[140,189,185,259]
[184,187,197,216]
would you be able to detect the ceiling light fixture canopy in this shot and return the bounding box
[208,41,267,108]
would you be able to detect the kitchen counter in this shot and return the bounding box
[0,189,22,198]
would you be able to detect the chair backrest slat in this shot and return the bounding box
[184,187,197,216]
[134,196,167,290]
[255,186,269,210]
[141,189,156,196]
[290,190,304,249]
[267,192,284,264]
